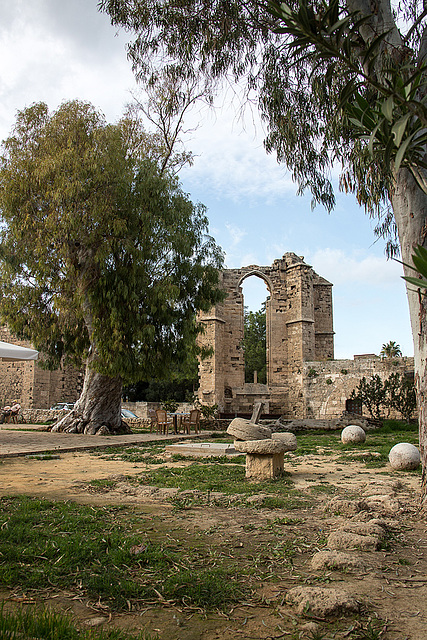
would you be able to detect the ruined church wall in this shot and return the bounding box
[302,356,415,419]
[313,281,334,360]
[0,326,83,409]
[197,254,334,416]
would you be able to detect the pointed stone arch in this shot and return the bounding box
[197,253,334,418]
[237,269,273,292]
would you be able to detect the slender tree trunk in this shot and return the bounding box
[392,169,427,500]
[51,354,131,435]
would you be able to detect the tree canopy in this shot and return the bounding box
[243,305,267,384]
[100,0,426,248]
[0,100,224,433]
[380,341,403,359]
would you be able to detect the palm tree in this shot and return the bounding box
[380,341,402,359]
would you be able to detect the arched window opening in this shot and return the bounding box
[241,277,269,384]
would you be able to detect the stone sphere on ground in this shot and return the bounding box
[389,443,420,470]
[341,425,366,444]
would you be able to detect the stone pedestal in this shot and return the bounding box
[245,451,285,479]
[234,439,286,480]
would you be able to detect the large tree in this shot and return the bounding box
[0,100,224,435]
[100,0,427,497]
[243,305,267,384]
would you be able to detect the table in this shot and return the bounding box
[168,412,190,434]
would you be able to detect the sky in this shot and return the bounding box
[0,0,414,360]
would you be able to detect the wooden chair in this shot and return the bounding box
[182,409,201,434]
[155,409,172,435]
[148,409,157,432]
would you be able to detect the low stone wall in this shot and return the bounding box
[21,408,66,424]
[121,401,194,419]
[20,408,149,427]
[303,356,415,420]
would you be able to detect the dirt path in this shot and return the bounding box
[0,447,426,639]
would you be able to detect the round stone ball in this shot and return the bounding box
[341,425,366,444]
[389,443,420,470]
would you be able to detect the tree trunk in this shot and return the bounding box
[51,356,131,435]
[391,169,427,499]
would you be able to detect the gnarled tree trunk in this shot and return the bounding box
[51,355,130,435]
[392,169,427,499]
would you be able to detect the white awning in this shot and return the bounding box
[0,341,39,361]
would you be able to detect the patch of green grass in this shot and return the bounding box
[265,516,303,528]
[0,606,158,639]
[379,419,418,434]
[91,442,175,460]
[308,483,337,495]
[0,496,249,611]
[162,567,245,609]
[350,618,387,639]
[170,453,246,464]
[139,463,293,496]
[0,497,148,608]
[85,478,120,490]
[293,420,421,471]
[255,494,312,510]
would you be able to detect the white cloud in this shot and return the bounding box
[0,0,136,143]
[224,222,247,247]
[180,100,296,203]
[308,248,403,287]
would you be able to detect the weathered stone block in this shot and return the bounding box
[227,418,272,441]
[272,432,297,450]
[245,451,285,479]
[234,439,285,454]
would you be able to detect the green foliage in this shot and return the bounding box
[160,398,178,412]
[243,305,266,383]
[99,0,427,258]
[268,0,427,193]
[350,375,387,420]
[308,368,318,377]
[0,100,224,384]
[0,606,156,640]
[380,341,402,358]
[123,378,196,403]
[351,373,416,421]
[385,372,417,422]
[402,244,427,290]
[197,402,218,420]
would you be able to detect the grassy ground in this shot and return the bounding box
[0,606,158,639]
[0,420,421,640]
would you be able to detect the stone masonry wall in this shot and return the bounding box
[303,356,415,419]
[0,326,83,410]
[198,253,334,417]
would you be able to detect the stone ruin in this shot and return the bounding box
[197,252,334,418]
[0,251,415,420]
